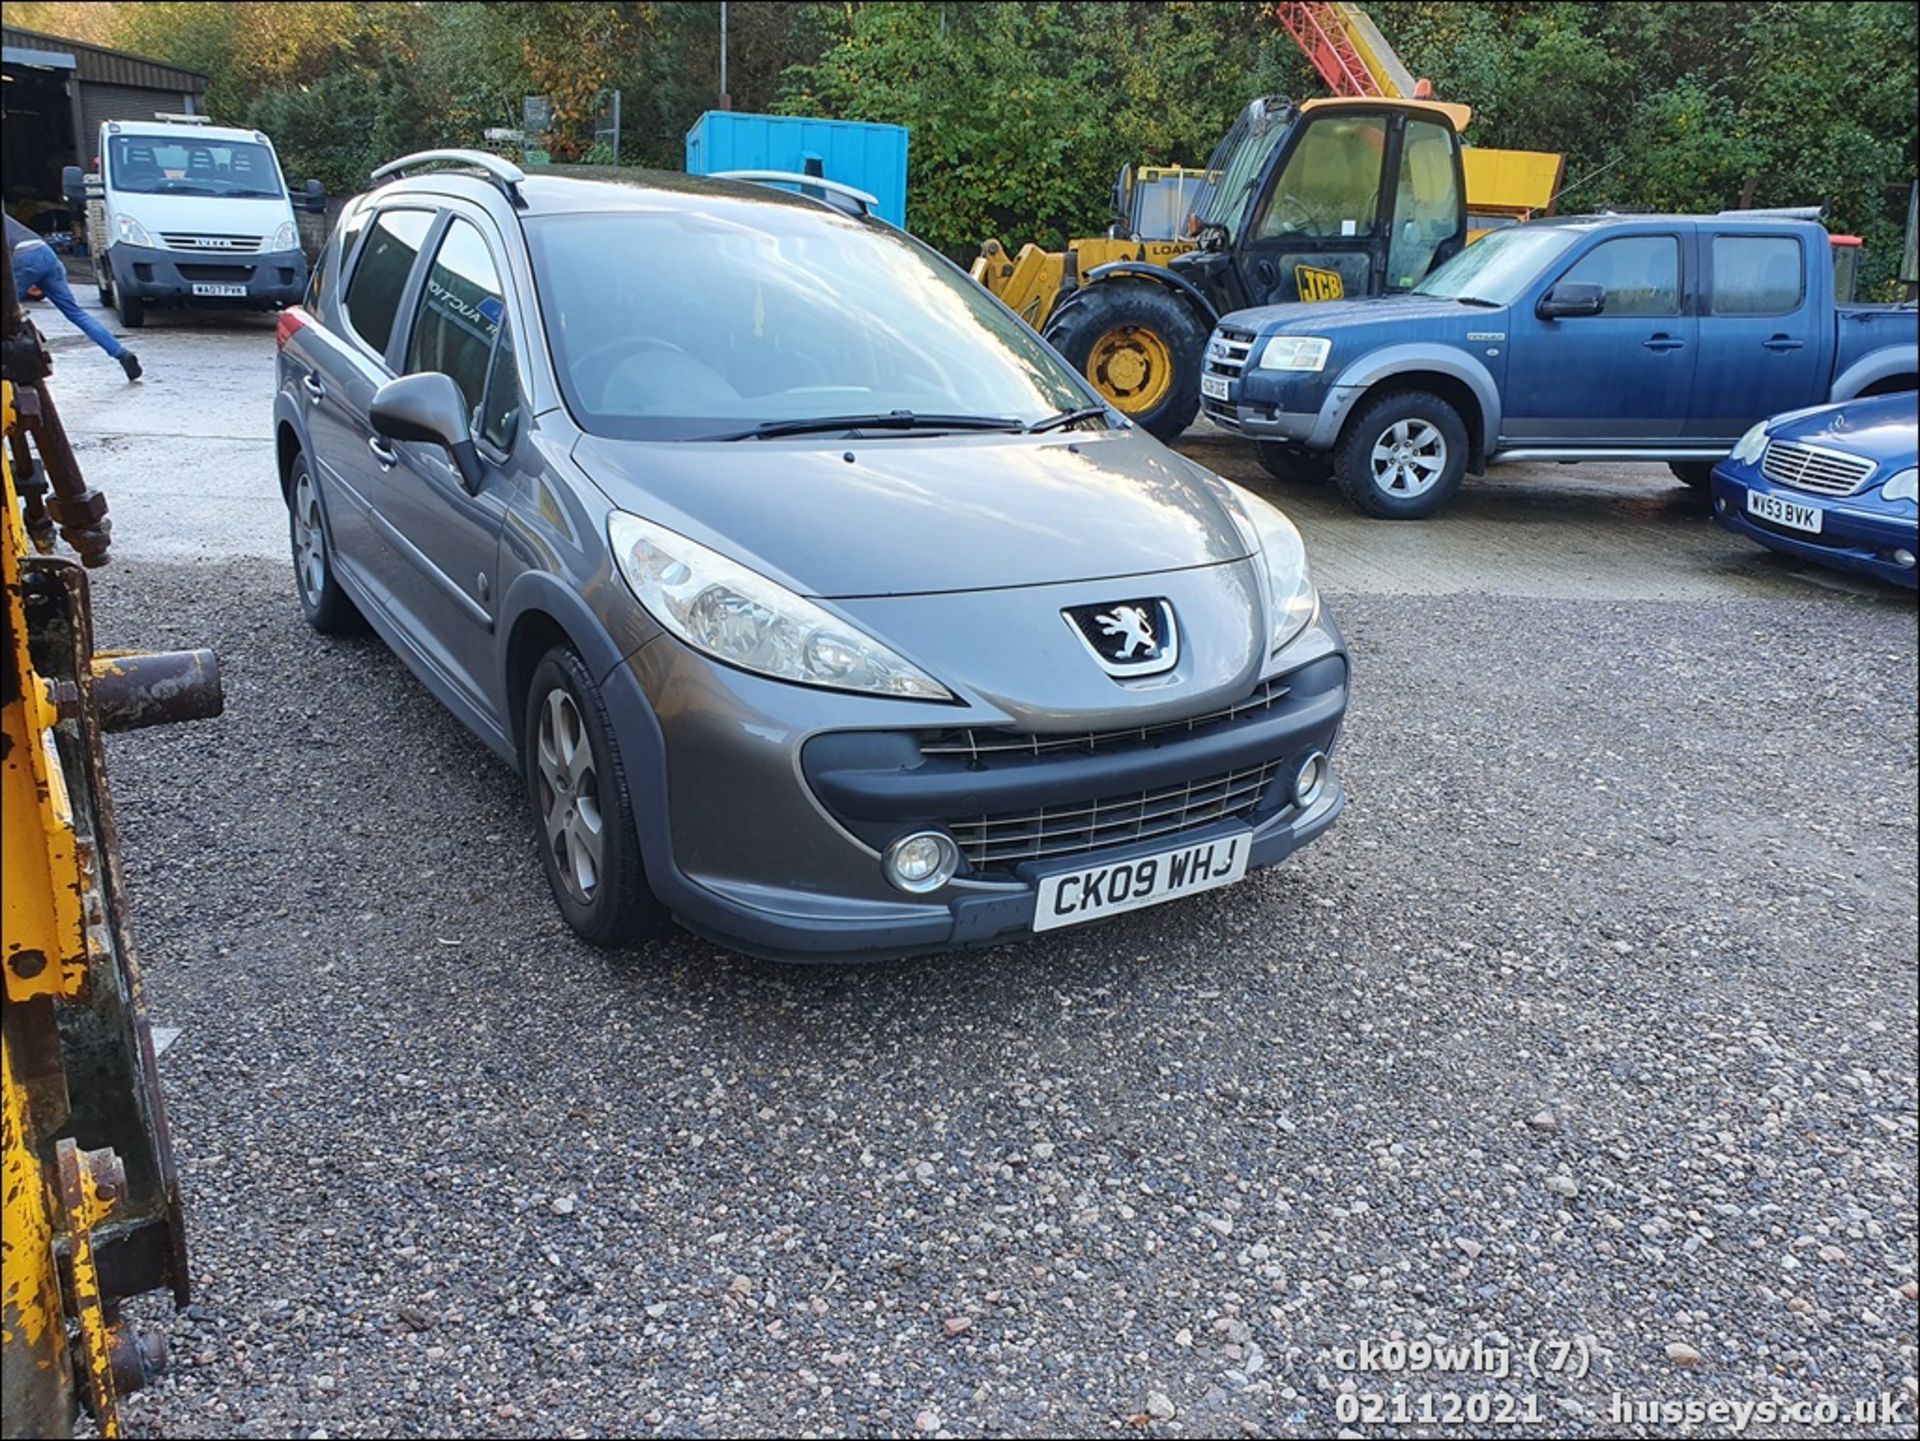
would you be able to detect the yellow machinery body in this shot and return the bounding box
[3,263,222,1438]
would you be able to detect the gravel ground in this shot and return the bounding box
[84,552,1918,1440]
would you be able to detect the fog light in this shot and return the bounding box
[1715,496,1728,514]
[1292,750,1329,809]
[1895,548,1916,569]
[884,831,959,893]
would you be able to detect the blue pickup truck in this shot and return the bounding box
[1199,213,1918,518]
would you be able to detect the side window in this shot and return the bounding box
[478,322,521,451]
[1556,236,1680,317]
[1255,115,1389,241]
[1711,235,1802,315]
[1386,119,1462,288]
[343,208,433,355]
[404,217,513,446]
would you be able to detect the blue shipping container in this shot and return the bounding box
[685,111,909,227]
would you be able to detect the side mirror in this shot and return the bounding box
[370,373,483,492]
[303,178,326,215]
[62,164,86,211]
[1537,281,1605,319]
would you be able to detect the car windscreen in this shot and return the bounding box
[108,135,285,199]
[1412,224,1580,304]
[524,202,1094,441]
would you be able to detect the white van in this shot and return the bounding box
[62,115,323,327]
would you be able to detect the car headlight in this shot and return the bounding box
[270,220,300,253]
[1730,421,1770,465]
[607,512,952,700]
[115,213,155,248]
[1257,336,1332,372]
[1227,487,1317,658]
[1883,467,1918,504]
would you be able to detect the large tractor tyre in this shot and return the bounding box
[1256,440,1332,485]
[1333,389,1471,520]
[1044,281,1206,443]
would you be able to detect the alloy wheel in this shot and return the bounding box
[1369,418,1448,497]
[536,687,605,904]
[292,472,328,605]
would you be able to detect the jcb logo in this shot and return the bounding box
[1295,265,1345,302]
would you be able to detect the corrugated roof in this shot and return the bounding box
[1,24,208,93]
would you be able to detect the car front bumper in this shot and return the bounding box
[109,241,308,308]
[602,614,1351,963]
[1198,366,1347,445]
[1711,463,1919,590]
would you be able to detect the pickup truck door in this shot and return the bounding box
[1685,231,1830,441]
[1502,231,1696,443]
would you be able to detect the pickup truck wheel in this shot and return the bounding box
[1334,390,1469,519]
[1256,441,1331,484]
[115,287,145,329]
[1043,280,1204,443]
[1669,462,1716,491]
[523,648,675,949]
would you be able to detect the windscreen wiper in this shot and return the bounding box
[716,411,1027,441]
[1027,405,1111,433]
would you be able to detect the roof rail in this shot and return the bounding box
[371,149,526,205]
[710,169,879,218]
[1719,205,1825,220]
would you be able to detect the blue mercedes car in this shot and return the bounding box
[1711,393,1918,590]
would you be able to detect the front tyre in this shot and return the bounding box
[1333,389,1470,519]
[115,286,145,329]
[523,648,674,948]
[1043,280,1206,443]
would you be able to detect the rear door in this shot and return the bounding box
[300,205,436,599]
[1501,229,1696,443]
[372,210,522,711]
[1686,230,1830,440]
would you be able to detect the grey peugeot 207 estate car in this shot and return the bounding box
[271,150,1349,961]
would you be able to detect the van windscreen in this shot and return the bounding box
[108,136,284,199]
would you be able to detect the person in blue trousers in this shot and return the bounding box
[7,212,142,380]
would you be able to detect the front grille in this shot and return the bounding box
[161,232,262,252]
[176,263,255,284]
[921,678,1290,763]
[1205,325,1256,378]
[948,759,1284,867]
[1761,439,1875,497]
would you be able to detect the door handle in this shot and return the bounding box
[301,373,326,402]
[1642,335,1686,351]
[1762,335,1805,351]
[367,436,398,469]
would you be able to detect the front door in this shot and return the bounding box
[374,213,519,711]
[1502,232,1697,443]
[1236,110,1465,305]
